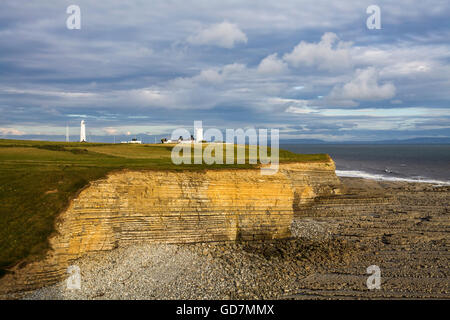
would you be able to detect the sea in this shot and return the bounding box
[281,144,450,185]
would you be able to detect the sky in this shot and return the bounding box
[0,0,449,142]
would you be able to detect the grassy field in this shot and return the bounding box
[0,139,330,276]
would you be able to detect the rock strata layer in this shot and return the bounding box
[0,161,341,294]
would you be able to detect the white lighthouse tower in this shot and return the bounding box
[80,120,86,142]
[195,127,203,143]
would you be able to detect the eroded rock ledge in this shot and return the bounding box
[1,161,341,294]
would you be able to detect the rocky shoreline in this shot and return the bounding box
[19,178,450,299]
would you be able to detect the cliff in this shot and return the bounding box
[0,160,341,295]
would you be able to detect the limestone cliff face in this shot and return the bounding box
[278,162,342,210]
[0,160,341,294]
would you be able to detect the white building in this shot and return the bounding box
[161,124,204,144]
[80,120,86,142]
[195,127,203,143]
[121,138,142,144]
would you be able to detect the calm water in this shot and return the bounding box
[281,144,450,185]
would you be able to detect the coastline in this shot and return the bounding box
[21,176,449,300]
[336,170,450,186]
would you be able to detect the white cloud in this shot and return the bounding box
[0,127,25,135]
[257,53,287,74]
[320,107,435,118]
[194,63,246,84]
[187,21,247,48]
[380,61,432,77]
[1,87,96,98]
[127,89,175,107]
[196,69,224,84]
[285,106,318,114]
[328,67,396,103]
[103,127,118,135]
[351,45,449,78]
[170,63,247,88]
[283,32,352,71]
[268,98,318,113]
[222,63,246,75]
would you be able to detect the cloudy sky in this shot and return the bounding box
[0,0,449,141]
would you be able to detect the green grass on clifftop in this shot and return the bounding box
[0,139,330,275]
